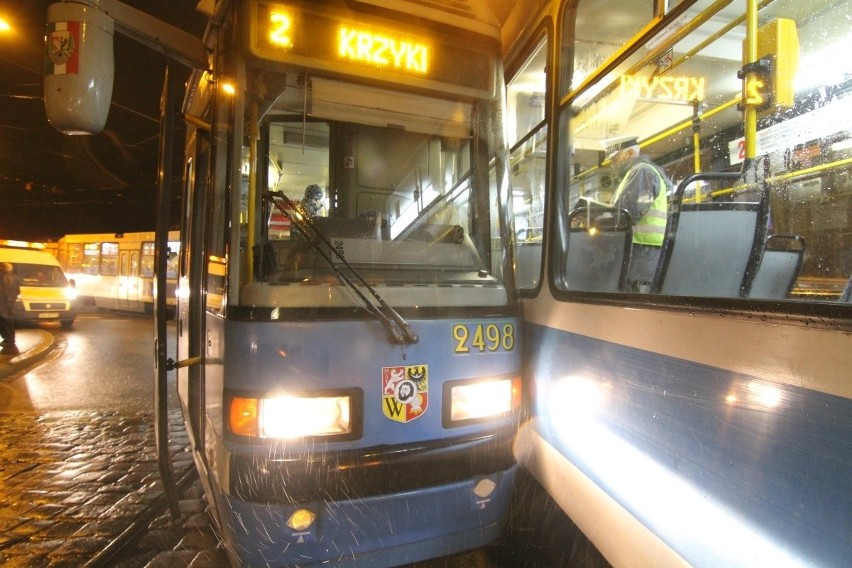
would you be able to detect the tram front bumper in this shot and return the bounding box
[219,431,517,567]
[227,429,516,503]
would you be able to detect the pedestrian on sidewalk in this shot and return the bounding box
[0,262,21,345]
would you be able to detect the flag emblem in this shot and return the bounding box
[45,21,80,75]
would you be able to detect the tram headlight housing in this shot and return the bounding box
[443,376,521,427]
[228,389,362,440]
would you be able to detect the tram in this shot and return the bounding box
[172,3,522,565]
[43,0,520,565]
[55,231,180,314]
[501,0,851,566]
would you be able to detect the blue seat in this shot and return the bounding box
[654,171,767,298]
[747,234,805,299]
[563,206,632,293]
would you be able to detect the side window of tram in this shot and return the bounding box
[508,38,548,290]
[556,0,852,302]
[100,243,119,276]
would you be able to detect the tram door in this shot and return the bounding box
[177,129,210,452]
[118,250,140,309]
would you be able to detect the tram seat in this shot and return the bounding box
[655,201,766,297]
[564,206,632,292]
[747,234,805,299]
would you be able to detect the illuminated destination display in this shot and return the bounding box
[249,1,493,95]
[620,74,705,102]
[262,4,429,74]
[337,26,428,74]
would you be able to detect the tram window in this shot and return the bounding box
[561,0,658,98]
[264,121,330,241]
[82,243,99,275]
[166,241,180,279]
[99,242,119,276]
[207,62,231,314]
[241,73,511,309]
[64,242,83,272]
[554,0,852,303]
[508,37,548,290]
[140,242,155,278]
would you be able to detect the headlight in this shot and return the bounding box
[228,390,361,440]
[64,286,78,300]
[444,376,521,426]
[261,395,350,438]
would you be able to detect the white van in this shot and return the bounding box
[0,242,77,328]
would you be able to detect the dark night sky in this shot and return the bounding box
[0,0,206,243]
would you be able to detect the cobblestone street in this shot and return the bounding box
[0,408,197,567]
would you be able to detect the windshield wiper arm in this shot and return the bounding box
[266,191,418,345]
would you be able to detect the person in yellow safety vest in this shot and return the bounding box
[606,136,672,292]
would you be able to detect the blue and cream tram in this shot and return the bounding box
[501,0,851,566]
[43,1,520,565]
[172,1,520,566]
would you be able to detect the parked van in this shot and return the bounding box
[0,241,77,328]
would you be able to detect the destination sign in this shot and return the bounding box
[249,1,492,95]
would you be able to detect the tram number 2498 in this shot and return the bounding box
[453,322,516,354]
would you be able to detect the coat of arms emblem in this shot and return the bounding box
[382,365,428,423]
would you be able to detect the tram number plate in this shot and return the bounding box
[452,322,515,354]
[38,312,59,319]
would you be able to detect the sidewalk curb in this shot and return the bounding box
[0,330,56,379]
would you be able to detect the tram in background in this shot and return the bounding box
[172,1,520,567]
[55,231,180,314]
[501,0,851,566]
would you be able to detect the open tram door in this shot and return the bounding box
[153,67,183,518]
[43,0,209,520]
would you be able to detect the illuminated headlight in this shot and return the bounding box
[261,395,350,437]
[444,377,521,426]
[228,390,361,440]
[64,286,78,300]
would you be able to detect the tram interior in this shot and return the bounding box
[508,0,852,300]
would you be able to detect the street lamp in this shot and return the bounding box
[0,17,12,33]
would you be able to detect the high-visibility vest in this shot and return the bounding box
[612,161,668,246]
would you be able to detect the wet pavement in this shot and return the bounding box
[0,407,197,567]
[0,329,206,567]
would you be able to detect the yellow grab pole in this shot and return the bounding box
[744,0,759,160]
[692,100,702,202]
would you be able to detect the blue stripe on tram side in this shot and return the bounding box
[525,322,852,568]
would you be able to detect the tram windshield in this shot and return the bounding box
[239,73,511,309]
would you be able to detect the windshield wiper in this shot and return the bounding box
[266,191,418,345]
